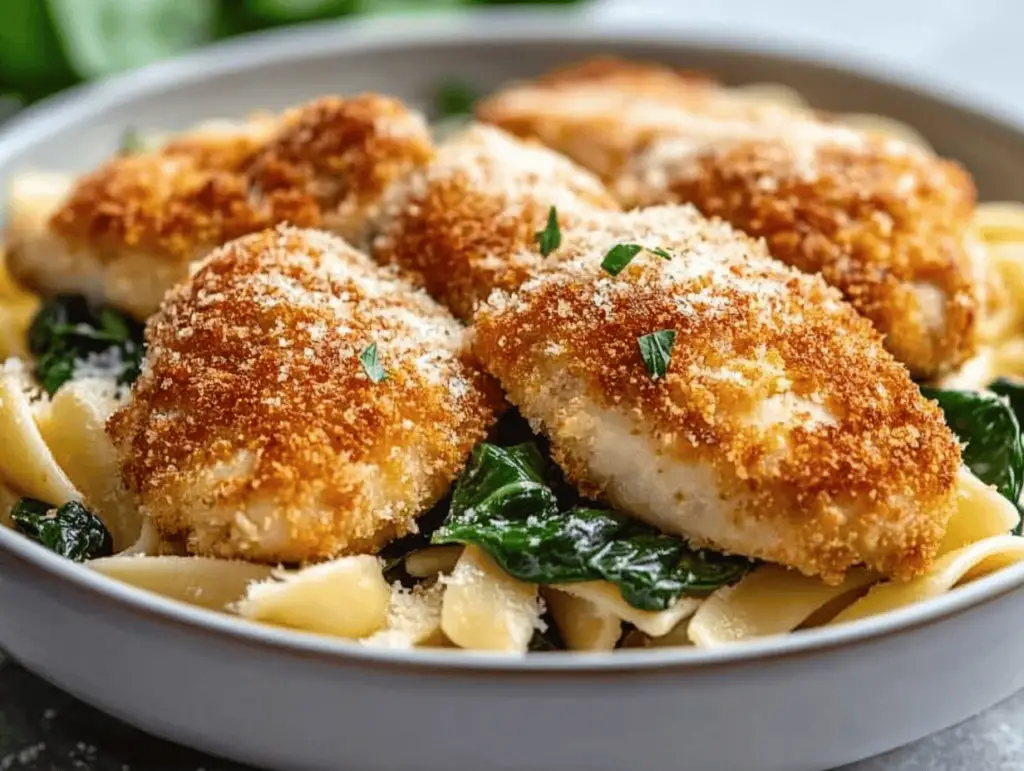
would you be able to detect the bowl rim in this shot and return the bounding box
[2,7,1024,675]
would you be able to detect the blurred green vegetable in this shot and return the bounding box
[0,0,586,108]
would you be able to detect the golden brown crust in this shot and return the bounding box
[371,124,618,320]
[473,206,961,582]
[623,132,980,376]
[34,96,432,315]
[477,57,808,180]
[479,57,980,376]
[108,226,501,563]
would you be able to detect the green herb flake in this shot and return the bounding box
[433,442,752,611]
[434,79,479,119]
[359,342,388,384]
[11,498,113,562]
[649,246,672,260]
[638,329,677,379]
[534,206,561,257]
[601,243,644,276]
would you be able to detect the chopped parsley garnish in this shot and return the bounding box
[535,206,561,257]
[434,79,479,119]
[638,329,677,379]
[602,244,672,276]
[601,243,644,276]
[359,342,388,384]
[119,127,145,155]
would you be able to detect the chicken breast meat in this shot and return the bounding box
[473,206,962,582]
[479,58,982,377]
[108,226,501,563]
[371,123,618,320]
[5,94,434,320]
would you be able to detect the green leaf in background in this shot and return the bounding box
[921,386,1024,509]
[433,442,753,611]
[46,0,216,79]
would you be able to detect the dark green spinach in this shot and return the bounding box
[10,498,113,562]
[921,386,1024,509]
[433,443,752,611]
[28,294,145,395]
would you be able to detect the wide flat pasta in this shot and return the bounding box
[237,556,390,639]
[687,565,878,647]
[543,589,622,652]
[36,378,141,550]
[440,546,543,653]
[831,535,1024,625]
[362,583,446,650]
[0,366,78,505]
[551,581,700,638]
[90,555,272,611]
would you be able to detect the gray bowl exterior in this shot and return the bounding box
[1,15,1024,771]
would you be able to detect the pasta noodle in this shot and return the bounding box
[236,556,391,639]
[440,546,544,653]
[551,581,700,638]
[543,589,622,652]
[90,556,273,611]
[404,545,464,578]
[362,583,447,650]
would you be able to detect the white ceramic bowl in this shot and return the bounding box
[2,11,1024,771]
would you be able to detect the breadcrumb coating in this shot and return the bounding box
[5,95,433,319]
[478,58,981,377]
[371,123,617,320]
[108,226,501,563]
[473,206,961,582]
[621,128,980,377]
[477,57,809,181]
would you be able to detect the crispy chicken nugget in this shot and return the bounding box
[5,95,434,319]
[473,206,962,582]
[108,227,501,563]
[479,58,982,377]
[371,123,618,320]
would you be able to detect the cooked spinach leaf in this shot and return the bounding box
[433,443,752,610]
[10,498,113,562]
[28,294,145,395]
[920,386,1024,509]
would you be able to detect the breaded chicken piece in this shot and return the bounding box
[477,57,809,181]
[620,126,981,378]
[108,227,501,563]
[473,206,962,582]
[371,123,618,320]
[478,59,981,377]
[5,95,433,320]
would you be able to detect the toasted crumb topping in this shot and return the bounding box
[622,130,980,377]
[371,123,617,320]
[108,226,501,563]
[474,206,961,581]
[49,94,434,267]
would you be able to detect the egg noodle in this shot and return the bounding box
[1,88,1024,654]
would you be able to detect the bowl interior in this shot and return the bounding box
[1,17,1024,670]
